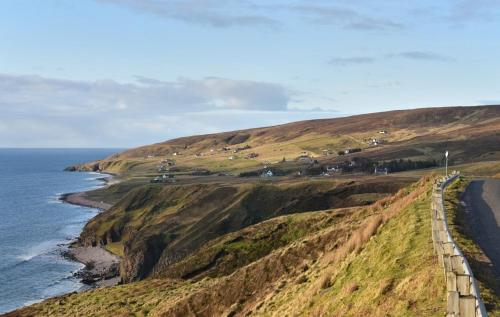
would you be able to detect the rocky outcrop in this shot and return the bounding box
[64,161,101,172]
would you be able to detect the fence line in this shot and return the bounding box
[431,171,487,317]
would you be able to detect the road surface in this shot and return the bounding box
[462,179,500,276]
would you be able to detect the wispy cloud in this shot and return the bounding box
[449,0,500,23]
[396,51,452,62]
[328,57,376,66]
[271,4,403,31]
[97,1,405,31]
[328,51,452,67]
[97,0,280,28]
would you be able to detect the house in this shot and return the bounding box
[173,152,179,156]
[261,170,273,177]
[326,166,342,173]
[228,155,236,160]
[379,130,388,134]
[344,148,362,154]
[374,167,389,175]
[151,174,176,183]
[370,138,380,146]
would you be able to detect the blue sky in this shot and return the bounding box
[1,0,500,147]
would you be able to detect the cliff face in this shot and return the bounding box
[78,178,408,282]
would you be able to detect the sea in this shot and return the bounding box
[0,148,120,314]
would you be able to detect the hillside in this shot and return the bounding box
[73,105,500,176]
[7,176,447,316]
[79,177,407,282]
[4,105,499,316]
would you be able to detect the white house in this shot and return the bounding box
[374,167,389,175]
[261,170,273,177]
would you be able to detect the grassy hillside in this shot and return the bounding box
[7,106,497,316]
[78,177,407,282]
[8,176,447,316]
[73,106,500,176]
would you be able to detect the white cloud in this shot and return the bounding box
[0,74,291,115]
[0,73,335,147]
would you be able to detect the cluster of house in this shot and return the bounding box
[151,174,176,183]
[321,165,343,176]
[368,138,383,146]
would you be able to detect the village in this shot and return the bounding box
[145,129,437,184]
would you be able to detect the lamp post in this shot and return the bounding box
[445,150,448,176]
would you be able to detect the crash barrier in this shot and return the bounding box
[431,171,487,317]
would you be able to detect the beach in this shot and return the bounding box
[60,173,121,288]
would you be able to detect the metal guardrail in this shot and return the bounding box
[431,171,488,317]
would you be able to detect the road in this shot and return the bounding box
[462,179,500,275]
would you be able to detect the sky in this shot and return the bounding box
[1,0,500,148]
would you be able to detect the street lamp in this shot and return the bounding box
[445,150,448,176]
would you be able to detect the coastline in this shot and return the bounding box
[59,172,121,288]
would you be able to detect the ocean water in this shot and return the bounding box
[0,148,120,313]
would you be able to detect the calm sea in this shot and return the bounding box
[0,148,120,313]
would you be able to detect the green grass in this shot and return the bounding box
[254,177,447,316]
[105,242,124,257]
[444,176,500,316]
[311,189,445,316]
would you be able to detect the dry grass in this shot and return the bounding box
[253,175,446,316]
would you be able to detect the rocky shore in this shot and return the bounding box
[60,192,112,210]
[60,172,121,288]
[63,245,120,287]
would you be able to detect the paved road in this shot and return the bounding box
[463,179,500,275]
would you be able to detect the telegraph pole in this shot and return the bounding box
[445,150,448,176]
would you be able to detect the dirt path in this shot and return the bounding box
[463,179,500,276]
